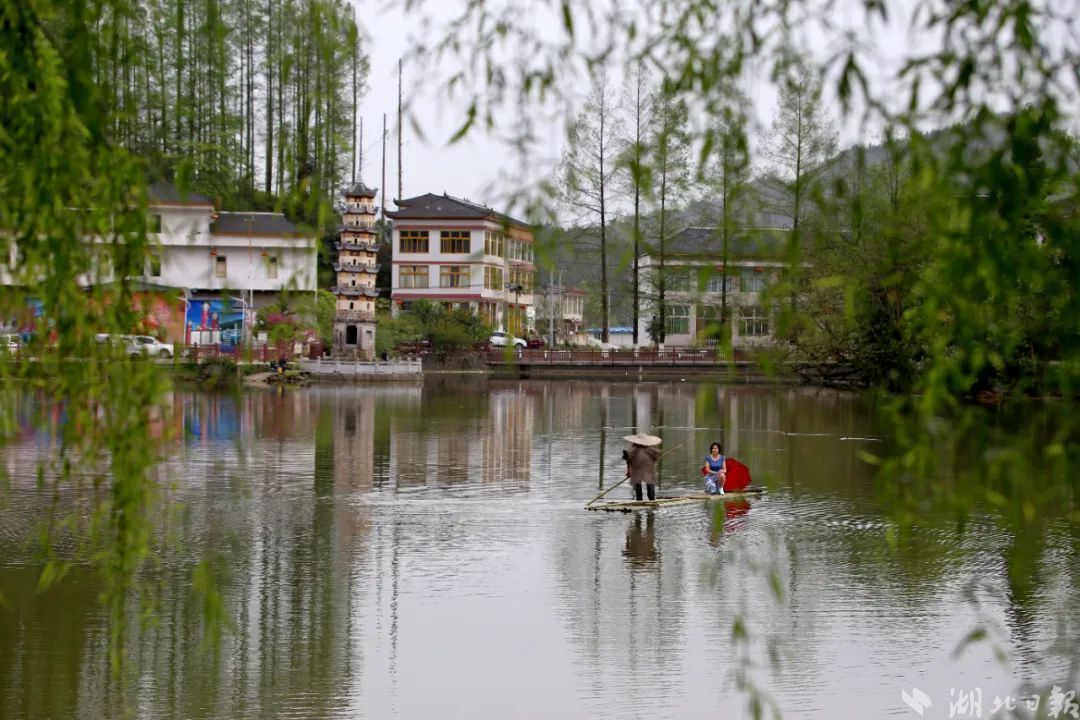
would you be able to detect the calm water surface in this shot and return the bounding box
[0,378,1076,719]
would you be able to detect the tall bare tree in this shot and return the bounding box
[621,63,652,346]
[701,107,751,337]
[763,60,837,330]
[561,77,623,343]
[766,60,837,279]
[647,88,691,344]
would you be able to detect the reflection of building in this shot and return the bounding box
[333,182,380,358]
[387,193,535,335]
[481,388,532,484]
[311,389,376,494]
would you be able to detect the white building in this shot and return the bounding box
[535,287,586,344]
[637,226,786,350]
[386,193,535,335]
[1,182,317,345]
[145,181,317,303]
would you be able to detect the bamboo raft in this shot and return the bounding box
[586,487,766,512]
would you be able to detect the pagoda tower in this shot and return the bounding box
[332,182,380,358]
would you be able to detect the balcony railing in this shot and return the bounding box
[333,261,380,273]
[331,286,380,298]
[335,309,376,322]
[337,239,380,252]
[343,217,376,231]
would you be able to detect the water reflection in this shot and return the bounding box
[0,379,1075,719]
[623,514,658,566]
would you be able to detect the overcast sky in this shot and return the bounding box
[350,0,1027,219]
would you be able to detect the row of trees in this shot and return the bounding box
[89,0,367,216]
[557,60,837,346]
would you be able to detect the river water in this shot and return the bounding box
[0,378,1076,719]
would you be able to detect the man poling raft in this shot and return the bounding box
[621,433,663,502]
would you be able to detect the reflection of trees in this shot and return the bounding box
[551,508,688,711]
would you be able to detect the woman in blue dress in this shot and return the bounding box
[702,441,727,494]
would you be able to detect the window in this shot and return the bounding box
[509,269,533,292]
[667,268,693,292]
[440,265,469,288]
[215,256,227,278]
[507,240,534,262]
[266,255,278,279]
[441,230,470,254]
[665,305,690,335]
[400,265,429,288]
[740,268,767,293]
[399,230,429,253]
[702,272,736,294]
[739,305,770,337]
[148,251,161,278]
[148,215,162,233]
[484,265,504,290]
[484,231,505,257]
[696,305,725,339]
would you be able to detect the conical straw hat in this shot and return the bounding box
[623,433,662,447]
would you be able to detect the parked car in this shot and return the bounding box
[95,333,174,358]
[1,333,20,355]
[94,333,136,353]
[525,335,545,349]
[130,335,175,358]
[584,336,619,351]
[489,331,526,349]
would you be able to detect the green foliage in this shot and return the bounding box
[314,289,336,347]
[374,300,490,357]
[0,0,172,677]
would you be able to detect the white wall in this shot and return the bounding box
[152,206,316,292]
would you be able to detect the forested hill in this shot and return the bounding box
[88,0,368,224]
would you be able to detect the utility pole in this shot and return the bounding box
[548,275,556,348]
[381,113,387,217]
[397,58,403,202]
[356,117,363,184]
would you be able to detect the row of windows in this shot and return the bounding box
[396,265,536,291]
[665,268,771,294]
[144,254,278,279]
[664,305,770,337]
[399,230,471,254]
[398,265,471,288]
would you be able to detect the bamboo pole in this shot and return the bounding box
[585,443,683,506]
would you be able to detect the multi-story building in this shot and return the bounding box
[386,193,535,335]
[332,182,380,357]
[636,226,785,349]
[145,181,317,302]
[2,181,317,346]
[534,286,587,344]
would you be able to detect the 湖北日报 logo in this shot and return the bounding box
[902,687,933,716]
